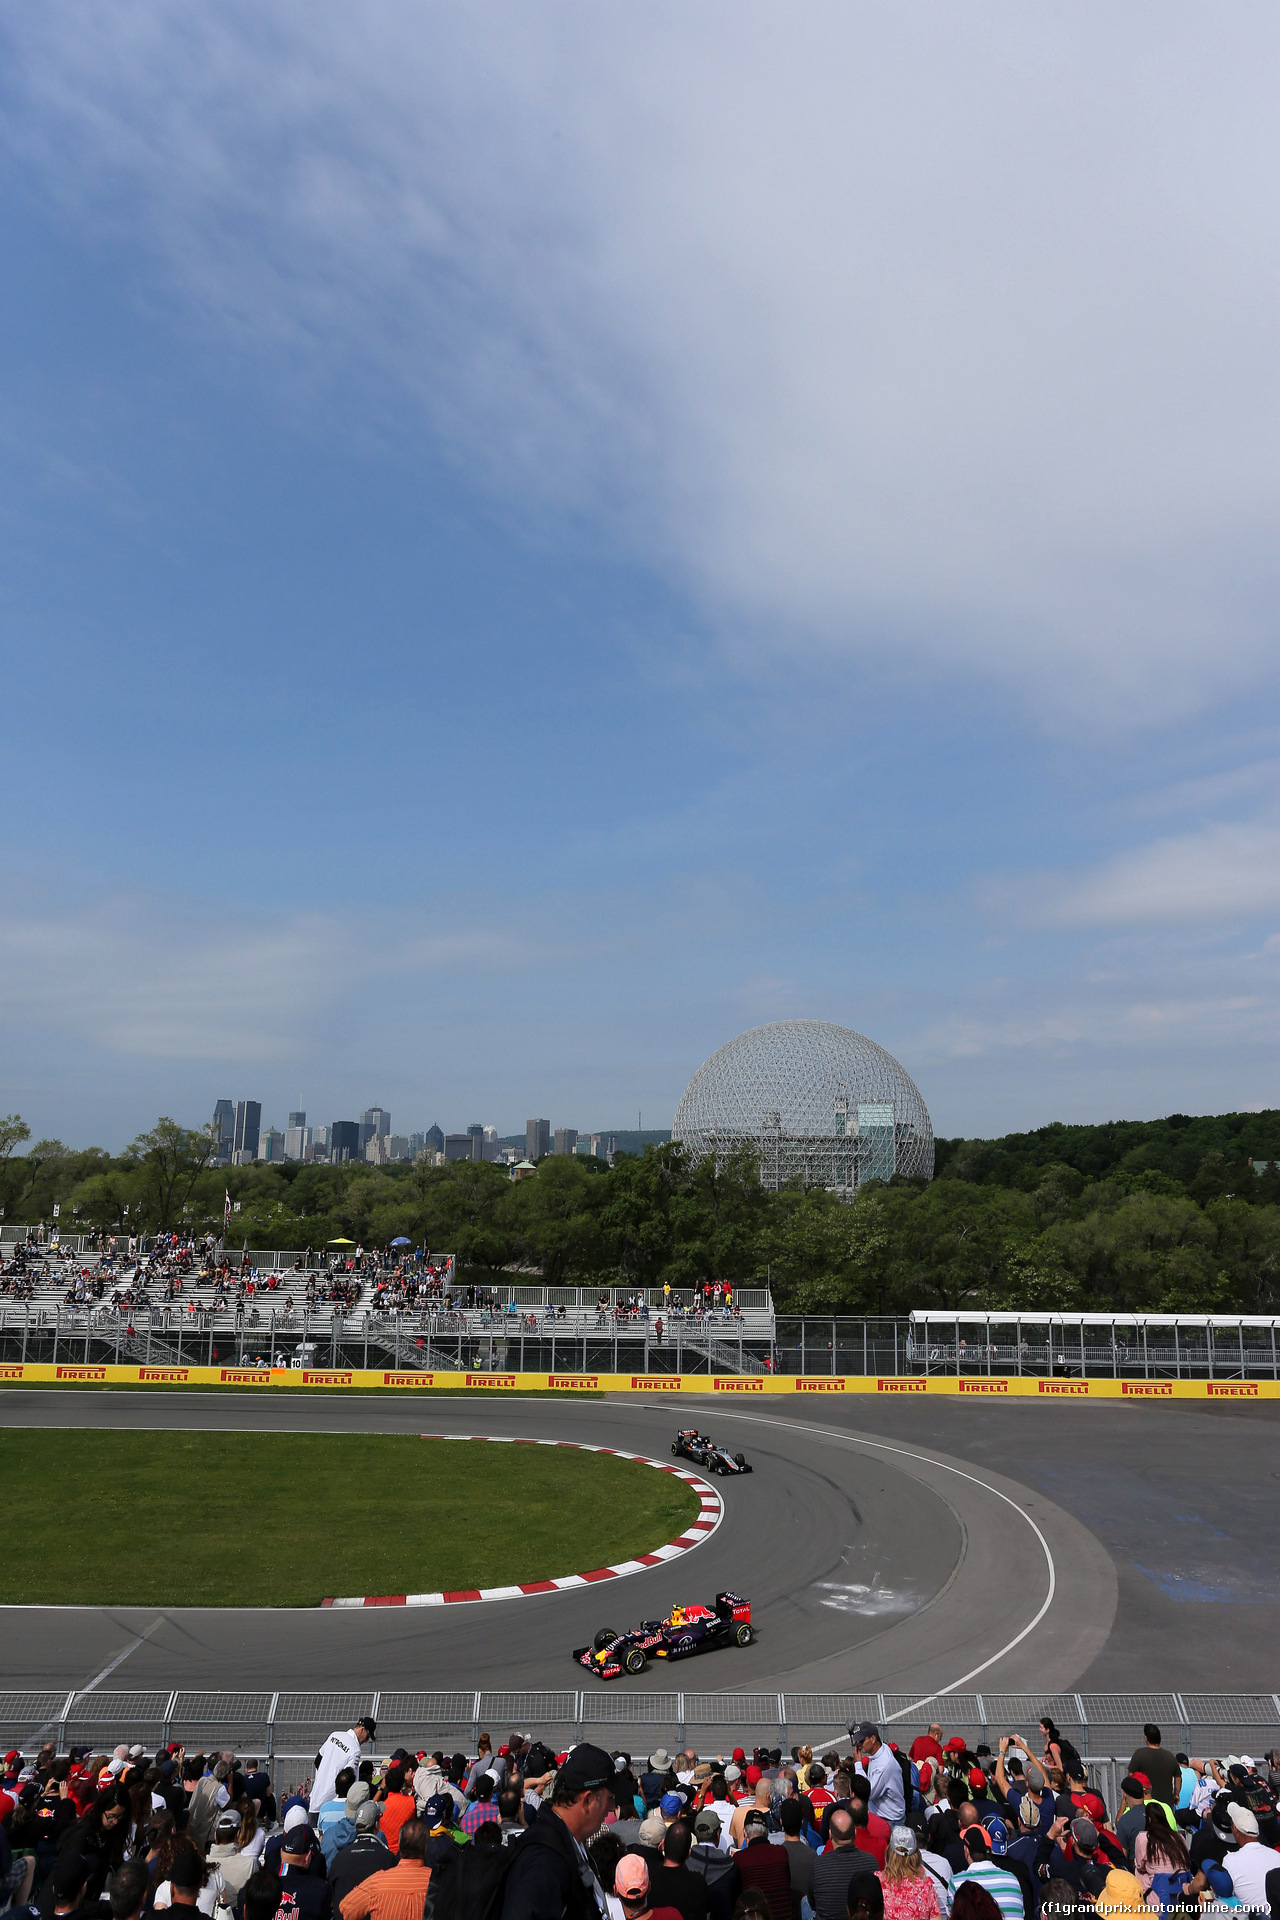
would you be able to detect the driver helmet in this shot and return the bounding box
[668,1605,687,1628]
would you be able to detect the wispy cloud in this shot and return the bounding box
[1025,824,1280,928]
[5,1,1276,722]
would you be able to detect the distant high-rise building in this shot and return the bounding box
[554,1128,578,1156]
[386,1135,411,1162]
[311,1123,330,1154]
[358,1106,390,1148]
[212,1099,235,1165]
[424,1124,444,1154]
[330,1120,361,1163]
[444,1133,473,1162]
[526,1118,550,1162]
[467,1123,485,1162]
[284,1124,311,1162]
[233,1100,261,1161]
[287,1110,306,1130]
[408,1131,427,1157]
[259,1127,285,1163]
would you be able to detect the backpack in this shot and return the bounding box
[1149,1869,1194,1915]
[524,1741,556,1780]
[1056,1737,1085,1784]
[428,1839,512,1920]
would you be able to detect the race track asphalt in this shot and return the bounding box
[2,1388,1277,1700]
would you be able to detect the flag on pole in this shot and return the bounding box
[224,1188,232,1227]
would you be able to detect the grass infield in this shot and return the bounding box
[1,1430,700,1606]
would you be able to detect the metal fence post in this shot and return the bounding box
[976,1696,988,1747]
[877,1694,887,1724]
[472,1692,482,1756]
[574,1694,583,1745]
[676,1695,686,1748]
[778,1694,788,1752]
[162,1690,178,1747]
[57,1690,76,1755]
[265,1693,279,1762]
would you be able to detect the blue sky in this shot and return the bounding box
[1,1,1276,1150]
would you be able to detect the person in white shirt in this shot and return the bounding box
[307,1715,375,1814]
[1223,1803,1280,1908]
[704,1774,736,1850]
[850,1721,907,1825]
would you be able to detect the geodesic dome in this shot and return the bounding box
[672,1020,933,1197]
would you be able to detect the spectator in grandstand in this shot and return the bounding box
[1125,1731,1179,1814]
[612,1852,685,1920]
[208,1809,257,1900]
[732,1807,792,1918]
[56,1784,132,1904]
[275,1817,334,1920]
[702,1778,736,1851]
[848,1730,905,1828]
[1131,1804,1190,1901]
[320,1785,372,1869]
[458,1774,501,1838]
[728,1782,772,1851]
[43,1851,95,1920]
[948,1828,1022,1920]
[107,1861,151,1920]
[1219,1801,1280,1909]
[910,1731,946,1772]
[687,1808,740,1917]
[337,1815,431,1920]
[375,1768,416,1853]
[650,1820,712,1920]
[878,1826,941,1920]
[498,1783,528,1844]
[846,1880,885,1920]
[421,1794,466,1878]
[154,1841,227,1916]
[812,1810,877,1920]
[846,1779,890,1869]
[500,1742,615,1920]
[1111,1780,1148,1866]
[328,1800,394,1905]
[309,1721,377,1818]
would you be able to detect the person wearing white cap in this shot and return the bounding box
[1222,1803,1280,1909]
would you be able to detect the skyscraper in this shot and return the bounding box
[212,1099,235,1165]
[424,1124,444,1154]
[359,1106,390,1149]
[467,1123,485,1161]
[553,1128,578,1156]
[287,1110,306,1130]
[526,1118,550,1161]
[233,1100,261,1161]
[330,1120,361,1163]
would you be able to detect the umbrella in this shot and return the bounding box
[390,1236,410,1246]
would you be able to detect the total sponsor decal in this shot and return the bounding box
[1207,1381,1258,1397]
[384,1371,434,1387]
[1122,1381,1173,1397]
[714,1377,764,1392]
[1039,1380,1090,1396]
[139,1367,189,1383]
[797,1377,846,1392]
[466,1374,516,1388]
[549,1375,599,1389]
[56,1364,106,1381]
[631,1376,682,1390]
[220,1368,272,1385]
[878,1377,927,1392]
[959,1379,1009,1394]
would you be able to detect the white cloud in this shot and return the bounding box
[1034,823,1280,927]
[5,1,1276,722]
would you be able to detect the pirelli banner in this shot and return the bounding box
[1,1362,1277,1399]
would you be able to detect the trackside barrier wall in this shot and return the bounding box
[2,1362,1278,1399]
[4,1689,1277,1769]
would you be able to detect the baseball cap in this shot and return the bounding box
[724,1764,741,1784]
[968,1769,986,1790]
[615,1855,649,1899]
[1072,1818,1099,1850]
[849,1722,879,1745]
[1227,1803,1260,1838]
[1120,1776,1145,1799]
[694,1808,721,1840]
[1131,1773,1151,1793]
[983,1816,1009,1855]
[917,1763,933,1793]
[889,1826,918,1854]
[51,1855,90,1900]
[345,1783,371,1814]
[283,1805,310,1832]
[423,1794,452,1825]
[215,1811,241,1837]
[945,1738,967,1753]
[743,1809,768,1834]
[3,1750,20,1765]
[659,1793,683,1816]
[745,1766,762,1786]
[1024,1765,1046,1793]
[555,1744,616,1796]
[169,1852,204,1892]
[732,1749,746,1764]
[355,1802,382,1832]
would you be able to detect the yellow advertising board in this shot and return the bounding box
[2,1362,1276,1399]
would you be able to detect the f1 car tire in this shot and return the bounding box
[671,1443,681,1456]
[593,1628,617,1651]
[624,1648,647,1674]
[734,1453,747,1465]
[734,1623,754,1646]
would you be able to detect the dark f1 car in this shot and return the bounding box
[672,1430,753,1474]
[574,1592,753,1680]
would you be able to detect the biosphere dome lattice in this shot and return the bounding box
[672,1020,933,1197]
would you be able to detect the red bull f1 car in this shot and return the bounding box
[574,1592,754,1680]
[671,1430,753,1474]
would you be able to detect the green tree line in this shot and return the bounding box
[1,1107,1278,1314]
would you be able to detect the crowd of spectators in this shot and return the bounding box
[3,1715,1277,1920]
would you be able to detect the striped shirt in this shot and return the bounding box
[950,1861,1024,1920]
[338,1858,432,1920]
